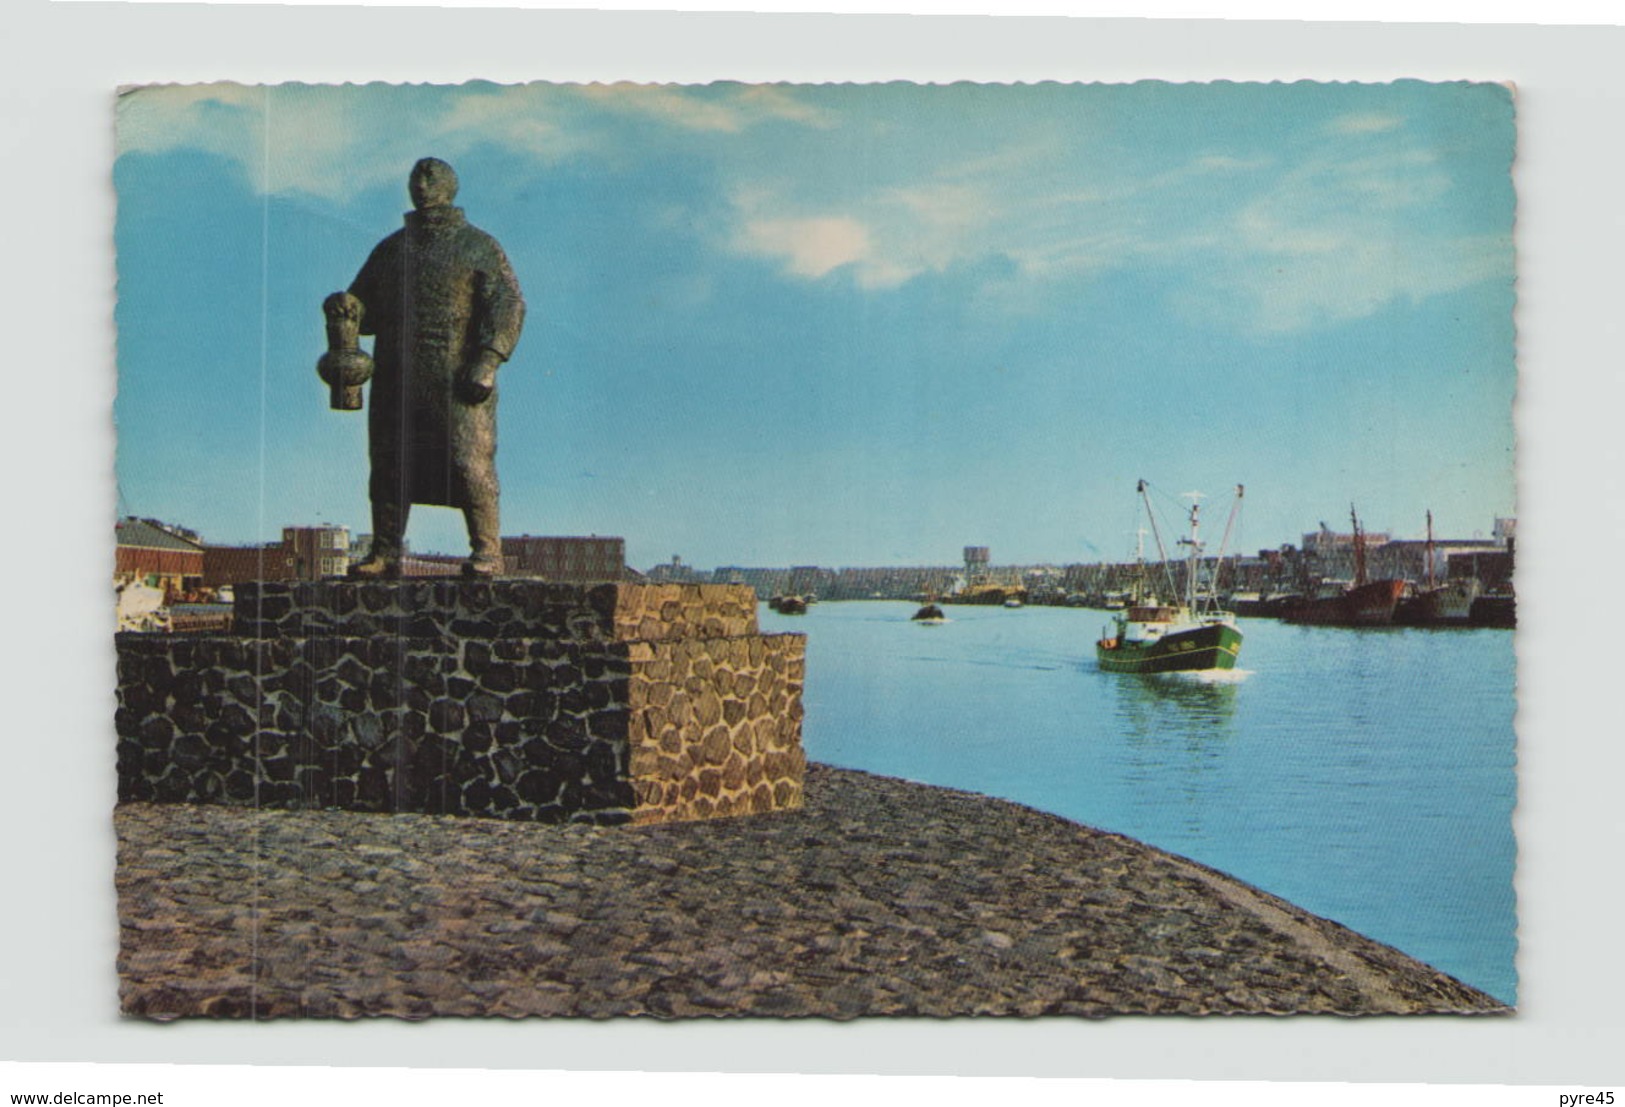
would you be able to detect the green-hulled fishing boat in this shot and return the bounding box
[1096,481,1245,674]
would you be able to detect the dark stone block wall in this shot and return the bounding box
[231,580,758,643]
[116,582,804,826]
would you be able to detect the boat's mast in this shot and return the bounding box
[1136,527,1148,594]
[1176,491,1205,610]
[1350,504,1367,588]
[1186,500,1201,608]
[1425,509,1436,589]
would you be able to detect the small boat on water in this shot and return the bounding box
[1002,596,1024,609]
[1281,506,1405,627]
[1096,481,1245,674]
[768,595,808,615]
[912,602,947,623]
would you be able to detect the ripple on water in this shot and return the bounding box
[762,600,1517,1005]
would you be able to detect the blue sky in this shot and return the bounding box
[114,80,1514,569]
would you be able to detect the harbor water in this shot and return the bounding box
[760,600,1518,1006]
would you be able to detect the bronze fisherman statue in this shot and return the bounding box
[320,157,526,578]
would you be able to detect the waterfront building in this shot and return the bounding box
[116,518,205,598]
[711,567,792,599]
[787,566,837,598]
[1302,525,1393,557]
[503,535,626,582]
[823,566,960,601]
[1447,545,1515,594]
[646,556,701,584]
[285,525,350,579]
[350,533,411,562]
[205,524,349,588]
[203,543,297,588]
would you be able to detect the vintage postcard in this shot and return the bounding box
[112,80,1516,1018]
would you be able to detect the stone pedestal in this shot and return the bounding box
[116,582,805,826]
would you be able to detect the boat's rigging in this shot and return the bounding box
[1136,480,1179,601]
[1133,479,1244,612]
[1212,484,1245,596]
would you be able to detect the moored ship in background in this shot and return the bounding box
[1396,577,1481,625]
[1281,506,1405,627]
[1225,590,1267,616]
[1395,511,1481,626]
[944,582,1029,606]
[1469,591,1516,628]
[1280,578,1406,626]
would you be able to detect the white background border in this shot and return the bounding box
[2,0,1620,1087]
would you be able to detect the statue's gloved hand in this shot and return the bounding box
[457,350,502,404]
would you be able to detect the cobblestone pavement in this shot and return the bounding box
[116,763,1507,1019]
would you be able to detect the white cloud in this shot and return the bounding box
[117,83,266,173]
[1268,150,1450,218]
[1330,112,1405,135]
[1188,231,1511,335]
[578,85,751,133]
[430,86,593,162]
[720,149,1261,295]
[1169,144,1508,333]
[118,83,465,201]
[575,83,835,133]
[733,85,837,130]
[1169,147,1508,334]
[1007,229,1146,280]
[720,120,1506,342]
[937,139,1057,181]
[116,82,835,203]
[875,182,989,273]
[736,215,873,280]
[1141,152,1270,193]
[119,83,1508,336]
[725,177,1002,289]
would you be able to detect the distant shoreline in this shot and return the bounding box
[116,763,1507,1019]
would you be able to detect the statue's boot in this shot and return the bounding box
[350,500,409,579]
[462,498,503,578]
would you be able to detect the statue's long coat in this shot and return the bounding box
[349,205,525,509]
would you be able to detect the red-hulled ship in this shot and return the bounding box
[1282,506,1405,627]
[1283,578,1406,626]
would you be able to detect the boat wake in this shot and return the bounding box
[1156,667,1253,686]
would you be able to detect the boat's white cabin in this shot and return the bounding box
[1119,605,1180,642]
